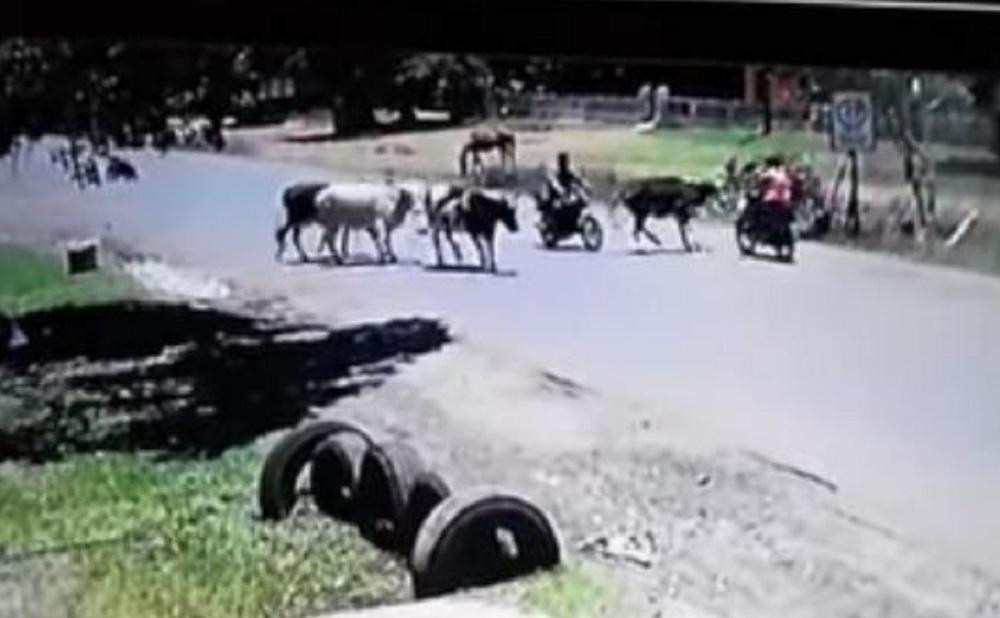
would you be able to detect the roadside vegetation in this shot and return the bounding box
[0,243,139,314]
[0,243,409,618]
[515,562,623,618]
[609,127,817,179]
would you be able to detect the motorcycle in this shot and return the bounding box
[535,188,604,252]
[735,190,796,262]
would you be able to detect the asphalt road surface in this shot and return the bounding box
[3,148,999,574]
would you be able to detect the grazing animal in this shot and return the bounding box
[275,182,329,262]
[459,128,516,178]
[614,177,719,251]
[314,183,417,264]
[432,188,518,272]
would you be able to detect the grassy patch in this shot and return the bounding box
[0,243,139,315]
[0,449,408,618]
[603,127,818,180]
[517,562,621,618]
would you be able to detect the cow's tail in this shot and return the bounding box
[459,143,471,177]
[275,188,292,260]
[608,187,630,230]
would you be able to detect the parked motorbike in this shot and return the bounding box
[535,190,604,252]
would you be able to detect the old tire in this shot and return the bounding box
[258,420,372,521]
[410,487,562,599]
[580,215,603,252]
[311,432,368,522]
[401,471,452,558]
[356,441,426,552]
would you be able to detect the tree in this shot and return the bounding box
[394,54,492,123]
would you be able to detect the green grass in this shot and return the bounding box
[517,562,622,618]
[0,243,140,315]
[0,242,405,617]
[605,127,819,180]
[0,449,407,618]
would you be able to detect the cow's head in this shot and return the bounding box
[689,181,721,206]
[498,196,519,233]
[395,187,417,218]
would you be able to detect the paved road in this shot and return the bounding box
[3,149,999,573]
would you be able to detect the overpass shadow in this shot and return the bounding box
[0,302,449,462]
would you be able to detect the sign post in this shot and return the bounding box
[830,91,876,238]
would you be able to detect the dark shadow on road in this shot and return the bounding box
[0,302,450,462]
[738,251,796,266]
[314,256,424,269]
[626,247,692,257]
[423,264,518,278]
[536,244,593,253]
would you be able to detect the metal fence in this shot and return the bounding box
[507,93,996,148]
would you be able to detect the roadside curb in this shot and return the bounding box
[315,599,547,618]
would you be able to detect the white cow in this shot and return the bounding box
[314,183,417,264]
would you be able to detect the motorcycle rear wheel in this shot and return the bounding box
[735,216,756,256]
[580,215,603,252]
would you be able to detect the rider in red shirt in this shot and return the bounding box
[754,156,794,229]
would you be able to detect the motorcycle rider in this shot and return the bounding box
[545,152,591,223]
[751,155,794,231]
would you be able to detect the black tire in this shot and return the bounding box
[258,420,372,521]
[311,433,368,522]
[539,226,558,249]
[580,215,603,252]
[782,239,796,263]
[356,441,427,552]
[735,215,755,256]
[401,471,452,558]
[410,487,562,599]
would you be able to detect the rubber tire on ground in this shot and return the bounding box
[310,432,368,522]
[580,215,603,252]
[355,441,427,552]
[410,487,562,599]
[400,471,452,559]
[258,420,372,521]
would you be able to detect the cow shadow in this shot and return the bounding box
[738,250,796,266]
[0,301,450,462]
[626,246,693,257]
[423,264,518,278]
[314,255,423,269]
[535,243,592,253]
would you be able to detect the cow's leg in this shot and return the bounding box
[487,229,498,273]
[275,224,289,261]
[432,228,445,267]
[318,226,340,264]
[384,227,398,263]
[676,215,694,252]
[367,226,385,263]
[638,213,662,246]
[339,227,353,262]
[292,225,310,262]
[473,235,488,271]
[448,228,463,264]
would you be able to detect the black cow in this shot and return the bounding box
[106,155,138,182]
[274,182,328,262]
[432,188,518,272]
[614,177,719,252]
